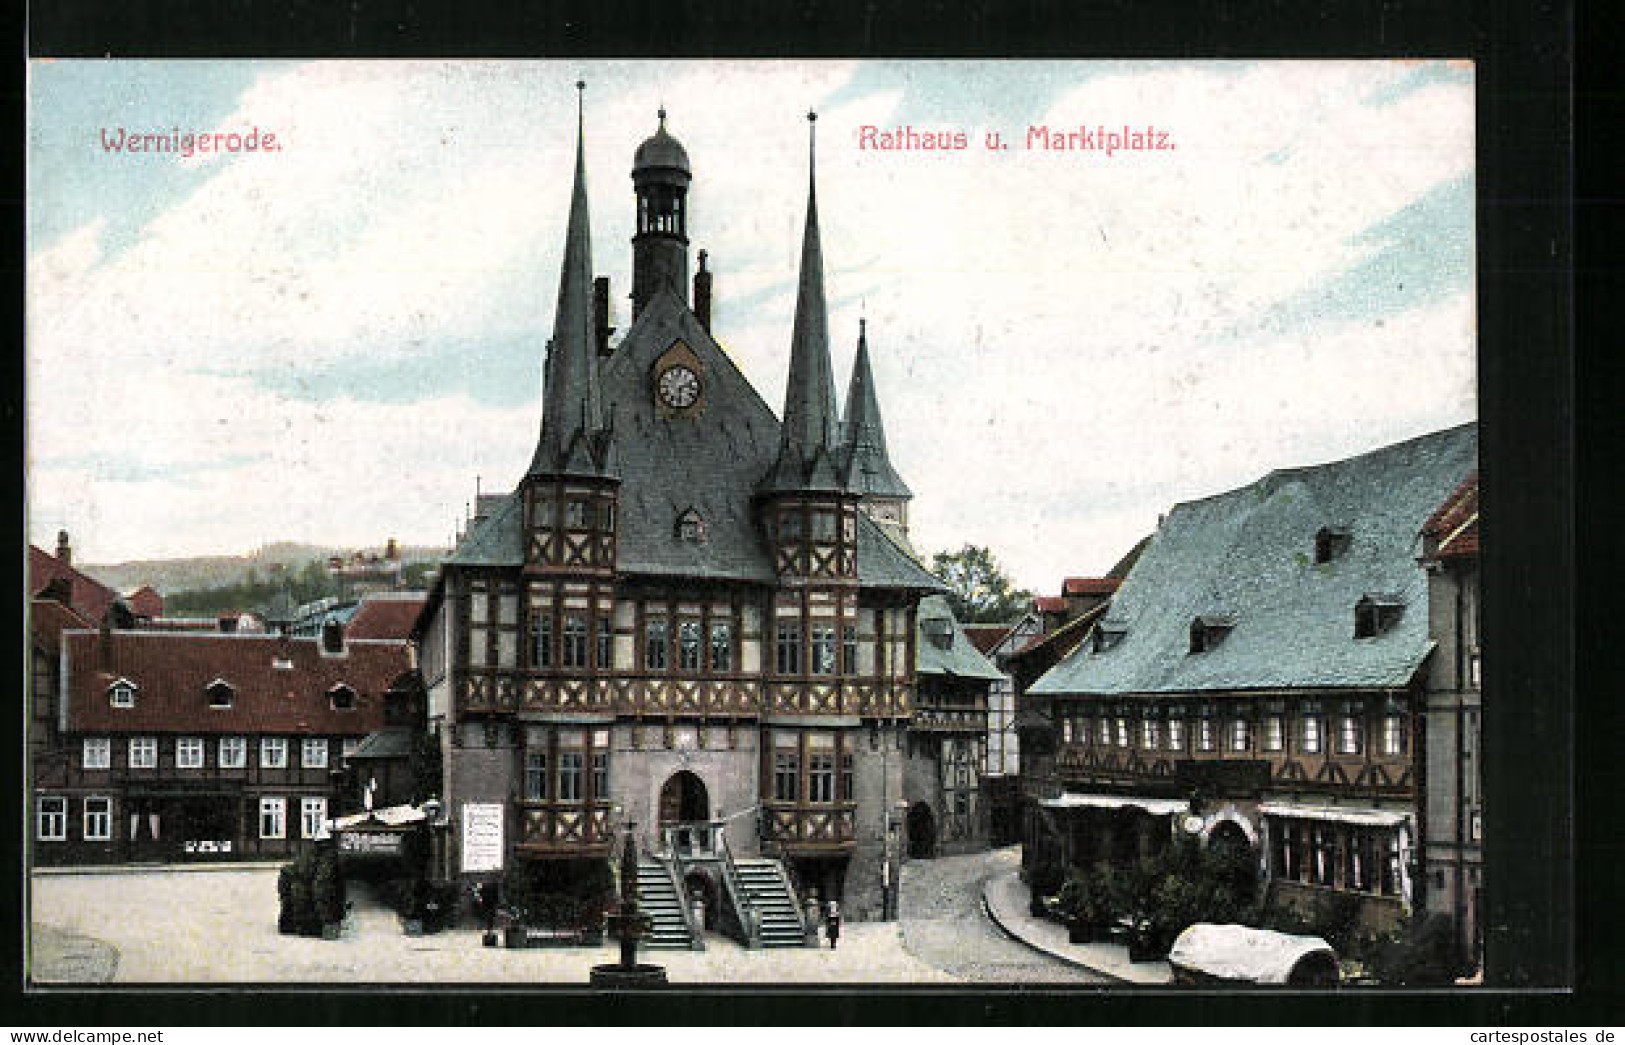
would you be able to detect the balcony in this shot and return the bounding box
[515,800,613,855]
[911,705,988,733]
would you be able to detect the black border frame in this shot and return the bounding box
[11,0,1582,1026]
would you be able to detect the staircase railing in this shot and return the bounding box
[774,851,818,946]
[713,826,760,948]
[653,835,705,952]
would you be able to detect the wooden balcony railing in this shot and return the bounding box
[761,801,858,850]
[515,800,613,853]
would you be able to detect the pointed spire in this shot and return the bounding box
[530,81,615,480]
[840,319,912,499]
[763,111,843,495]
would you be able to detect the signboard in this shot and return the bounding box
[338,831,405,857]
[462,802,504,874]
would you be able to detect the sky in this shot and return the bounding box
[25,60,1475,594]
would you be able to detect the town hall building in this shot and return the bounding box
[412,90,953,935]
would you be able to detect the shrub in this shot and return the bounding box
[276,848,340,936]
[1371,914,1462,986]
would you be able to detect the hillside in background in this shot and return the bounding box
[79,541,447,594]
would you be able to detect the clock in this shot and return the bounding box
[657,365,701,409]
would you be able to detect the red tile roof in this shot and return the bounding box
[1423,470,1479,559]
[31,599,95,654]
[1062,577,1121,597]
[962,624,1014,657]
[126,585,165,618]
[63,630,405,736]
[346,594,429,641]
[29,546,120,623]
[1033,596,1068,614]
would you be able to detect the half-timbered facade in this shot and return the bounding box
[413,98,943,920]
[36,626,408,865]
[1022,424,1478,934]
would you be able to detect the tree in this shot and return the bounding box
[929,544,1033,623]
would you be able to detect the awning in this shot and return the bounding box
[329,803,428,831]
[1041,793,1189,816]
[1257,801,1410,828]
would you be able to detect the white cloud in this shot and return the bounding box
[27,60,1475,590]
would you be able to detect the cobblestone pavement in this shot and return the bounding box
[897,846,1108,984]
[29,850,1090,986]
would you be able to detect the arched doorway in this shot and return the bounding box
[658,770,709,826]
[1205,819,1259,904]
[907,802,936,859]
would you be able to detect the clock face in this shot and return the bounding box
[657,365,700,409]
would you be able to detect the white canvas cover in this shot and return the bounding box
[328,803,428,831]
[1040,793,1189,816]
[1168,923,1337,985]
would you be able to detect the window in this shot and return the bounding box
[525,752,549,800]
[710,622,733,672]
[810,511,837,541]
[261,737,289,769]
[592,751,609,800]
[810,627,837,675]
[1167,718,1186,751]
[329,684,357,711]
[83,797,112,841]
[596,616,613,670]
[1230,718,1250,752]
[1337,715,1363,755]
[532,613,553,668]
[1062,719,1074,743]
[565,501,589,529]
[37,797,67,841]
[841,751,854,800]
[776,622,802,675]
[677,509,707,544]
[1098,718,1112,745]
[1382,714,1407,756]
[1115,717,1130,748]
[1315,526,1352,564]
[301,797,328,839]
[1189,616,1234,654]
[778,511,804,540]
[1264,715,1285,752]
[342,737,361,760]
[177,736,205,769]
[109,680,137,708]
[83,738,110,770]
[601,503,615,533]
[1355,595,1405,638]
[259,797,286,839]
[220,736,247,768]
[1198,719,1216,752]
[1301,715,1323,754]
[564,616,590,669]
[773,741,800,801]
[469,626,489,667]
[557,752,584,802]
[129,737,158,769]
[645,617,669,671]
[302,738,329,769]
[1141,719,1159,749]
[207,680,234,708]
[808,752,836,802]
[842,625,858,674]
[678,620,702,672]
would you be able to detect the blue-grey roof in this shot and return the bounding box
[916,595,1005,681]
[1030,423,1477,697]
[445,287,945,595]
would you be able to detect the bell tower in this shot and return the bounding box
[630,108,692,321]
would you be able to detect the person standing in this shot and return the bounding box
[824,900,841,950]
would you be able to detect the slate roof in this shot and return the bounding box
[62,630,405,735]
[915,595,1006,681]
[1030,423,1478,697]
[29,545,120,623]
[346,593,430,641]
[840,320,912,500]
[445,288,944,594]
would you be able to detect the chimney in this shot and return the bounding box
[56,530,72,568]
[693,250,712,332]
[385,538,399,561]
[98,610,113,670]
[594,276,616,358]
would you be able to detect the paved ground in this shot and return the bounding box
[898,847,1108,985]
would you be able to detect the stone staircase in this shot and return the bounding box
[732,858,808,948]
[635,859,696,950]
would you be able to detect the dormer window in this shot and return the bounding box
[321,620,345,655]
[108,678,138,708]
[329,683,358,711]
[205,679,235,709]
[1093,621,1128,653]
[1354,594,1405,638]
[1189,615,1236,654]
[676,508,708,544]
[922,617,954,652]
[1314,526,1352,564]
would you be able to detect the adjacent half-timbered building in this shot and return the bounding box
[36,625,410,865]
[413,97,944,924]
[1022,424,1477,934]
